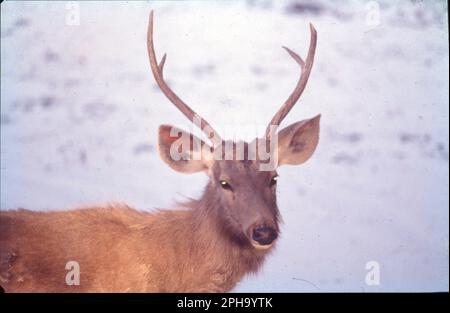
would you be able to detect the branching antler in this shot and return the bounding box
[265,24,317,139]
[147,11,222,146]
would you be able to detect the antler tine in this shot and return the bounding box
[265,23,317,139]
[147,11,222,146]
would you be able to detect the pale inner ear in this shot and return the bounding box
[277,114,321,166]
[158,125,213,173]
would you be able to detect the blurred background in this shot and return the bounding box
[1,1,448,291]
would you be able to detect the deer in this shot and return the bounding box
[0,11,320,292]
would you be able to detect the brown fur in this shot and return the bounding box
[0,193,268,292]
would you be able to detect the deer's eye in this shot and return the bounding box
[220,180,233,191]
[270,175,278,187]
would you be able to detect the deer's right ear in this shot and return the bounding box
[158,125,213,173]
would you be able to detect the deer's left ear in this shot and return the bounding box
[276,114,321,166]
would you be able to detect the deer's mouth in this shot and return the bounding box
[251,240,275,250]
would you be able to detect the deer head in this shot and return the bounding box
[147,11,320,250]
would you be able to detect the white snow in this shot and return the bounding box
[1,1,448,292]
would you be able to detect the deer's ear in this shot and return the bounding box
[158,125,213,173]
[277,114,321,166]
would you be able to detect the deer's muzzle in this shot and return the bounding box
[248,224,278,249]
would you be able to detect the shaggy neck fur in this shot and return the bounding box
[180,182,272,291]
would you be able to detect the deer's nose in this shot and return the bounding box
[251,226,278,246]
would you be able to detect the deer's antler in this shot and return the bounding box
[265,24,317,139]
[147,11,222,146]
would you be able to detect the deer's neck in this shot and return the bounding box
[187,183,269,291]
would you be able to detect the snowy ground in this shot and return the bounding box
[1,1,448,292]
